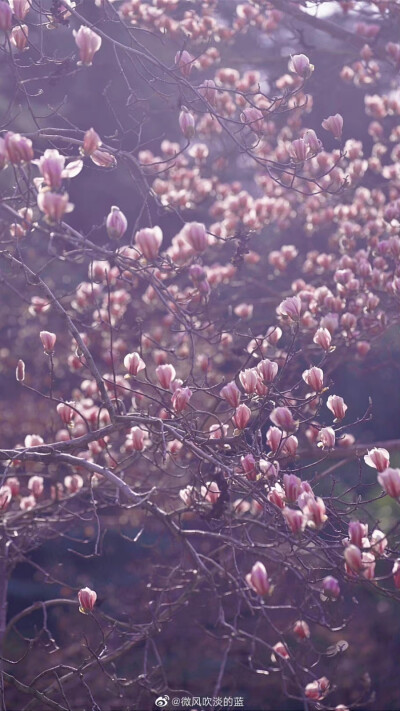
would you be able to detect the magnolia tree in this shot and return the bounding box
[2,0,400,709]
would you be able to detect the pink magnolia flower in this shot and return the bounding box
[201,481,221,504]
[179,108,195,139]
[268,484,286,509]
[199,79,217,105]
[318,427,335,450]
[282,507,306,534]
[40,331,56,354]
[241,107,264,134]
[266,426,283,452]
[10,0,29,20]
[277,295,302,321]
[239,368,260,394]
[348,520,368,548]
[64,474,83,494]
[174,50,194,78]
[0,486,12,511]
[171,387,192,413]
[370,529,387,557]
[156,364,176,389]
[270,406,296,431]
[82,128,101,156]
[123,352,145,376]
[5,132,33,163]
[302,496,327,529]
[57,402,75,426]
[37,191,74,223]
[10,25,28,51]
[364,447,390,473]
[179,485,196,507]
[378,468,400,499]
[272,642,290,660]
[326,394,347,420]
[6,477,20,497]
[240,453,256,481]
[78,587,97,613]
[221,381,241,408]
[289,138,309,163]
[302,366,324,392]
[245,561,270,596]
[0,1,12,31]
[293,619,310,639]
[184,222,208,252]
[233,403,251,430]
[322,576,340,599]
[305,677,330,701]
[322,113,344,140]
[289,53,314,78]
[344,544,363,573]
[73,26,102,66]
[28,475,44,498]
[135,226,163,260]
[392,559,400,589]
[313,327,332,350]
[106,206,127,240]
[257,359,278,383]
[125,426,149,452]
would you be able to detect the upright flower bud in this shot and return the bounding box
[174,50,194,78]
[270,407,295,431]
[344,544,363,573]
[233,403,251,430]
[257,359,278,383]
[57,402,75,427]
[185,222,208,252]
[179,108,195,139]
[282,507,306,534]
[326,394,347,420]
[293,619,310,640]
[16,359,25,382]
[37,149,65,190]
[156,364,176,390]
[322,575,340,599]
[135,226,163,260]
[0,1,12,31]
[73,26,102,66]
[245,561,270,596]
[78,587,97,614]
[82,128,102,156]
[10,0,29,21]
[171,386,192,413]
[106,206,128,240]
[241,107,264,134]
[199,79,217,105]
[28,475,44,498]
[5,132,33,163]
[40,330,56,354]
[313,327,332,351]
[302,366,324,392]
[221,381,241,408]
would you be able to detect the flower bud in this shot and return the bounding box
[289,53,314,78]
[73,26,102,66]
[322,575,340,599]
[344,544,363,573]
[364,447,390,473]
[233,403,251,430]
[313,327,332,350]
[302,366,324,392]
[78,586,97,613]
[16,359,25,382]
[28,475,44,498]
[124,352,145,376]
[221,381,241,408]
[171,386,192,413]
[293,620,310,640]
[185,222,208,252]
[106,206,127,240]
[82,128,102,156]
[378,468,400,499]
[135,226,163,260]
[0,1,12,31]
[326,394,347,420]
[179,108,195,139]
[174,50,194,78]
[40,330,56,354]
[322,113,344,140]
[156,364,176,389]
[270,407,295,431]
[245,561,270,596]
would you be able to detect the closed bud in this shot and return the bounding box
[245,561,270,596]
[174,50,194,78]
[179,108,195,139]
[73,26,102,66]
[82,128,102,156]
[322,575,340,599]
[293,619,310,640]
[327,394,347,420]
[40,330,56,354]
[233,403,251,430]
[124,352,145,376]
[322,113,344,140]
[78,586,97,614]
[16,359,25,382]
[135,226,163,260]
[185,222,208,252]
[156,364,176,389]
[302,366,324,392]
[221,381,241,408]
[106,206,127,240]
[378,467,400,499]
[0,1,13,31]
[171,386,192,413]
[364,447,390,473]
